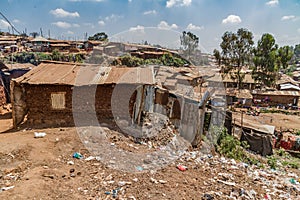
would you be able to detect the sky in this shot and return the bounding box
[0,0,300,53]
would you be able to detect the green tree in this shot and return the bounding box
[252,33,278,87]
[180,31,199,59]
[213,49,221,67]
[278,46,293,71]
[88,32,108,41]
[30,32,39,38]
[51,49,62,61]
[219,28,254,89]
[294,44,300,58]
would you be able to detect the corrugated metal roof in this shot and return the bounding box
[14,61,155,86]
[4,63,35,70]
[280,83,300,91]
[252,90,300,96]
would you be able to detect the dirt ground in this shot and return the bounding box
[1,108,300,199]
[232,110,300,131]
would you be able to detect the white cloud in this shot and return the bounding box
[0,19,10,29]
[143,10,157,15]
[105,14,123,22]
[281,15,295,21]
[157,21,178,30]
[98,20,105,26]
[222,15,242,24]
[166,0,192,8]
[298,28,300,33]
[52,21,72,29]
[186,23,203,30]
[50,8,80,18]
[266,0,279,7]
[129,25,145,33]
[128,0,132,2]
[72,23,80,28]
[83,22,95,29]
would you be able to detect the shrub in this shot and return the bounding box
[215,127,249,161]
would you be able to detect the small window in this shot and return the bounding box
[51,92,66,109]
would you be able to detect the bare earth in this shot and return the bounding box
[0,110,300,199]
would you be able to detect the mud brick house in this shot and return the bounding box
[252,90,300,107]
[11,61,206,144]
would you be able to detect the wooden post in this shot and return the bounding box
[241,111,244,130]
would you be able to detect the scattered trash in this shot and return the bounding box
[42,174,55,179]
[217,179,236,186]
[150,177,158,184]
[0,186,15,192]
[177,165,187,171]
[202,193,213,200]
[73,152,83,159]
[105,188,121,198]
[136,166,143,171]
[67,161,74,165]
[132,178,138,182]
[158,180,167,184]
[289,178,297,184]
[118,181,132,186]
[84,156,95,161]
[34,132,46,138]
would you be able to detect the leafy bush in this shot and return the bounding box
[112,53,189,67]
[215,127,250,161]
[267,155,277,169]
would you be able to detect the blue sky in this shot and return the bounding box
[0,0,300,53]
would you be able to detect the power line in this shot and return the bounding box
[0,11,21,35]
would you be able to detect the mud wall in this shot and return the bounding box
[22,84,136,127]
[252,94,298,106]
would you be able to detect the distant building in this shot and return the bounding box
[30,36,49,52]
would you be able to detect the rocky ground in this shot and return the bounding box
[0,106,300,199]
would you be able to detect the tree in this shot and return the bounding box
[51,49,62,61]
[277,46,293,71]
[30,32,39,38]
[180,31,199,59]
[219,28,254,89]
[294,44,300,59]
[252,33,278,87]
[88,32,108,41]
[213,49,221,67]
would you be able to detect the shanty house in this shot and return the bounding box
[30,36,49,52]
[11,61,205,144]
[252,90,300,108]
